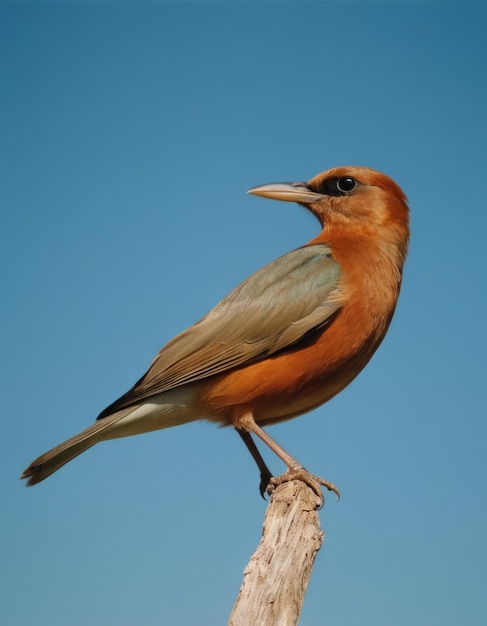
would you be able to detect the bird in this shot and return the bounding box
[21,166,409,503]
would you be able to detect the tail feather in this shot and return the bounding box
[21,410,132,486]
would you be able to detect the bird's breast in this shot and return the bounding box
[197,294,393,426]
[198,233,404,427]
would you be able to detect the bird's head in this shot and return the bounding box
[248,166,409,255]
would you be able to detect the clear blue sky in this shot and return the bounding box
[2,2,486,625]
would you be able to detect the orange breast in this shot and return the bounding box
[197,298,391,426]
[198,230,402,427]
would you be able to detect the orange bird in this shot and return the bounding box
[22,166,409,501]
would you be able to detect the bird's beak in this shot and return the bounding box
[247,182,324,204]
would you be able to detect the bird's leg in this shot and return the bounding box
[236,429,273,499]
[234,412,340,507]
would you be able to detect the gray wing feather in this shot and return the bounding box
[98,244,342,417]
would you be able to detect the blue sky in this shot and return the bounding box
[2,2,486,625]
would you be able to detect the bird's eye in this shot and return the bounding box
[310,175,360,197]
[336,177,357,193]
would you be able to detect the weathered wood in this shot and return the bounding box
[229,480,325,626]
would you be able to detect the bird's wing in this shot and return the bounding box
[98,243,343,418]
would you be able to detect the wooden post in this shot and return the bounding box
[229,479,325,626]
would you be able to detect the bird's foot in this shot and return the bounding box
[266,468,340,509]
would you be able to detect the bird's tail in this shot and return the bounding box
[21,410,133,487]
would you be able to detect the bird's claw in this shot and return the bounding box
[265,468,340,509]
[259,470,274,500]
